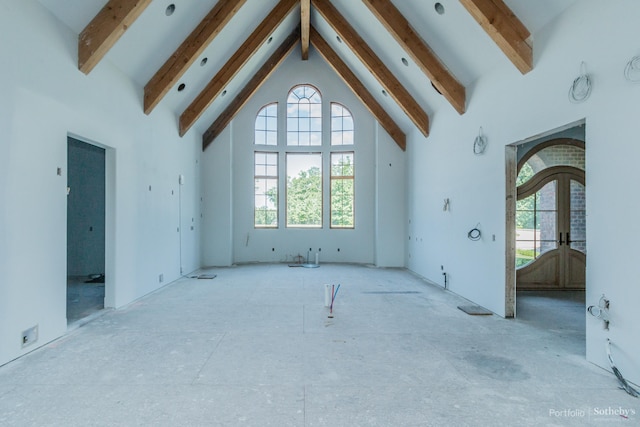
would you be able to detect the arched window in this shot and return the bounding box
[330,103,354,146]
[255,103,277,146]
[287,85,322,146]
[254,84,356,229]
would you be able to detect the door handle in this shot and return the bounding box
[566,232,571,245]
[559,233,564,246]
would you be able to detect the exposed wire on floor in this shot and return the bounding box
[328,284,341,317]
[606,339,639,398]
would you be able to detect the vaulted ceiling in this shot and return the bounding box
[37,0,577,150]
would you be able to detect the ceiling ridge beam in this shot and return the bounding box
[144,0,248,115]
[79,0,152,74]
[181,0,298,137]
[361,0,466,115]
[202,28,300,150]
[459,0,532,74]
[312,0,429,137]
[311,27,406,150]
[301,0,311,60]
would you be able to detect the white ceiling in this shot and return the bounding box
[36,0,578,138]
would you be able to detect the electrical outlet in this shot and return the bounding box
[21,325,38,348]
[159,274,164,283]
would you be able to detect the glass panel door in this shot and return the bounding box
[569,180,586,253]
[516,181,558,268]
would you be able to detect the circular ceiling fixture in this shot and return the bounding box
[401,57,409,66]
[178,83,186,92]
[200,57,208,67]
[434,2,445,15]
[336,35,342,43]
[165,4,176,16]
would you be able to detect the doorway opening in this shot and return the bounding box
[67,137,106,324]
[505,122,586,335]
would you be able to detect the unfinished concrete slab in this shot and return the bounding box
[0,264,637,426]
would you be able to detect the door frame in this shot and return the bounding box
[67,133,116,311]
[505,124,585,317]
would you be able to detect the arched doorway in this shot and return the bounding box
[505,135,586,316]
[515,149,586,289]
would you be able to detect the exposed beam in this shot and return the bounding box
[202,29,300,150]
[362,0,466,115]
[181,0,298,137]
[311,27,405,150]
[301,0,311,60]
[459,0,532,74]
[312,0,429,137]
[79,0,152,74]
[144,0,247,115]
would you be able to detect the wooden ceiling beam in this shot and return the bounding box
[459,0,532,74]
[301,0,311,60]
[181,0,298,137]
[312,0,429,137]
[362,0,466,115]
[144,0,247,115]
[203,28,300,150]
[78,0,152,74]
[311,27,405,150]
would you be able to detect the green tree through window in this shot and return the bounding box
[331,152,354,228]
[287,153,322,227]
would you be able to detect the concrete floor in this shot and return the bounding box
[67,276,105,324]
[1,264,637,426]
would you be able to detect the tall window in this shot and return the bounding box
[255,103,277,146]
[331,152,354,228]
[287,85,322,146]
[254,152,278,228]
[253,85,356,229]
[330,103,355,228]
[286,153,322,228]
[331,103,354,146]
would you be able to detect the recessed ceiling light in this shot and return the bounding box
[382,89,388,97]
[222,90,227,97]
[401,57,409,66]
[267,36,273,44]
[178,83,186,92]
[434,2,445,15]
[165,4,176,16]
[336,35,342,43]
[200,57,208,66]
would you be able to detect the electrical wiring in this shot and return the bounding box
[473,127,487,155]
[468,226,481,241]
[606,339,639,398]
[568,62,592,103]
[624,55,640,83]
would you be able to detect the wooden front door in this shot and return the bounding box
[516,166,586,290]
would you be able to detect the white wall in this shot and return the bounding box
[406,0,640,383]
[0,0,201,366]
[201,49,406,267]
